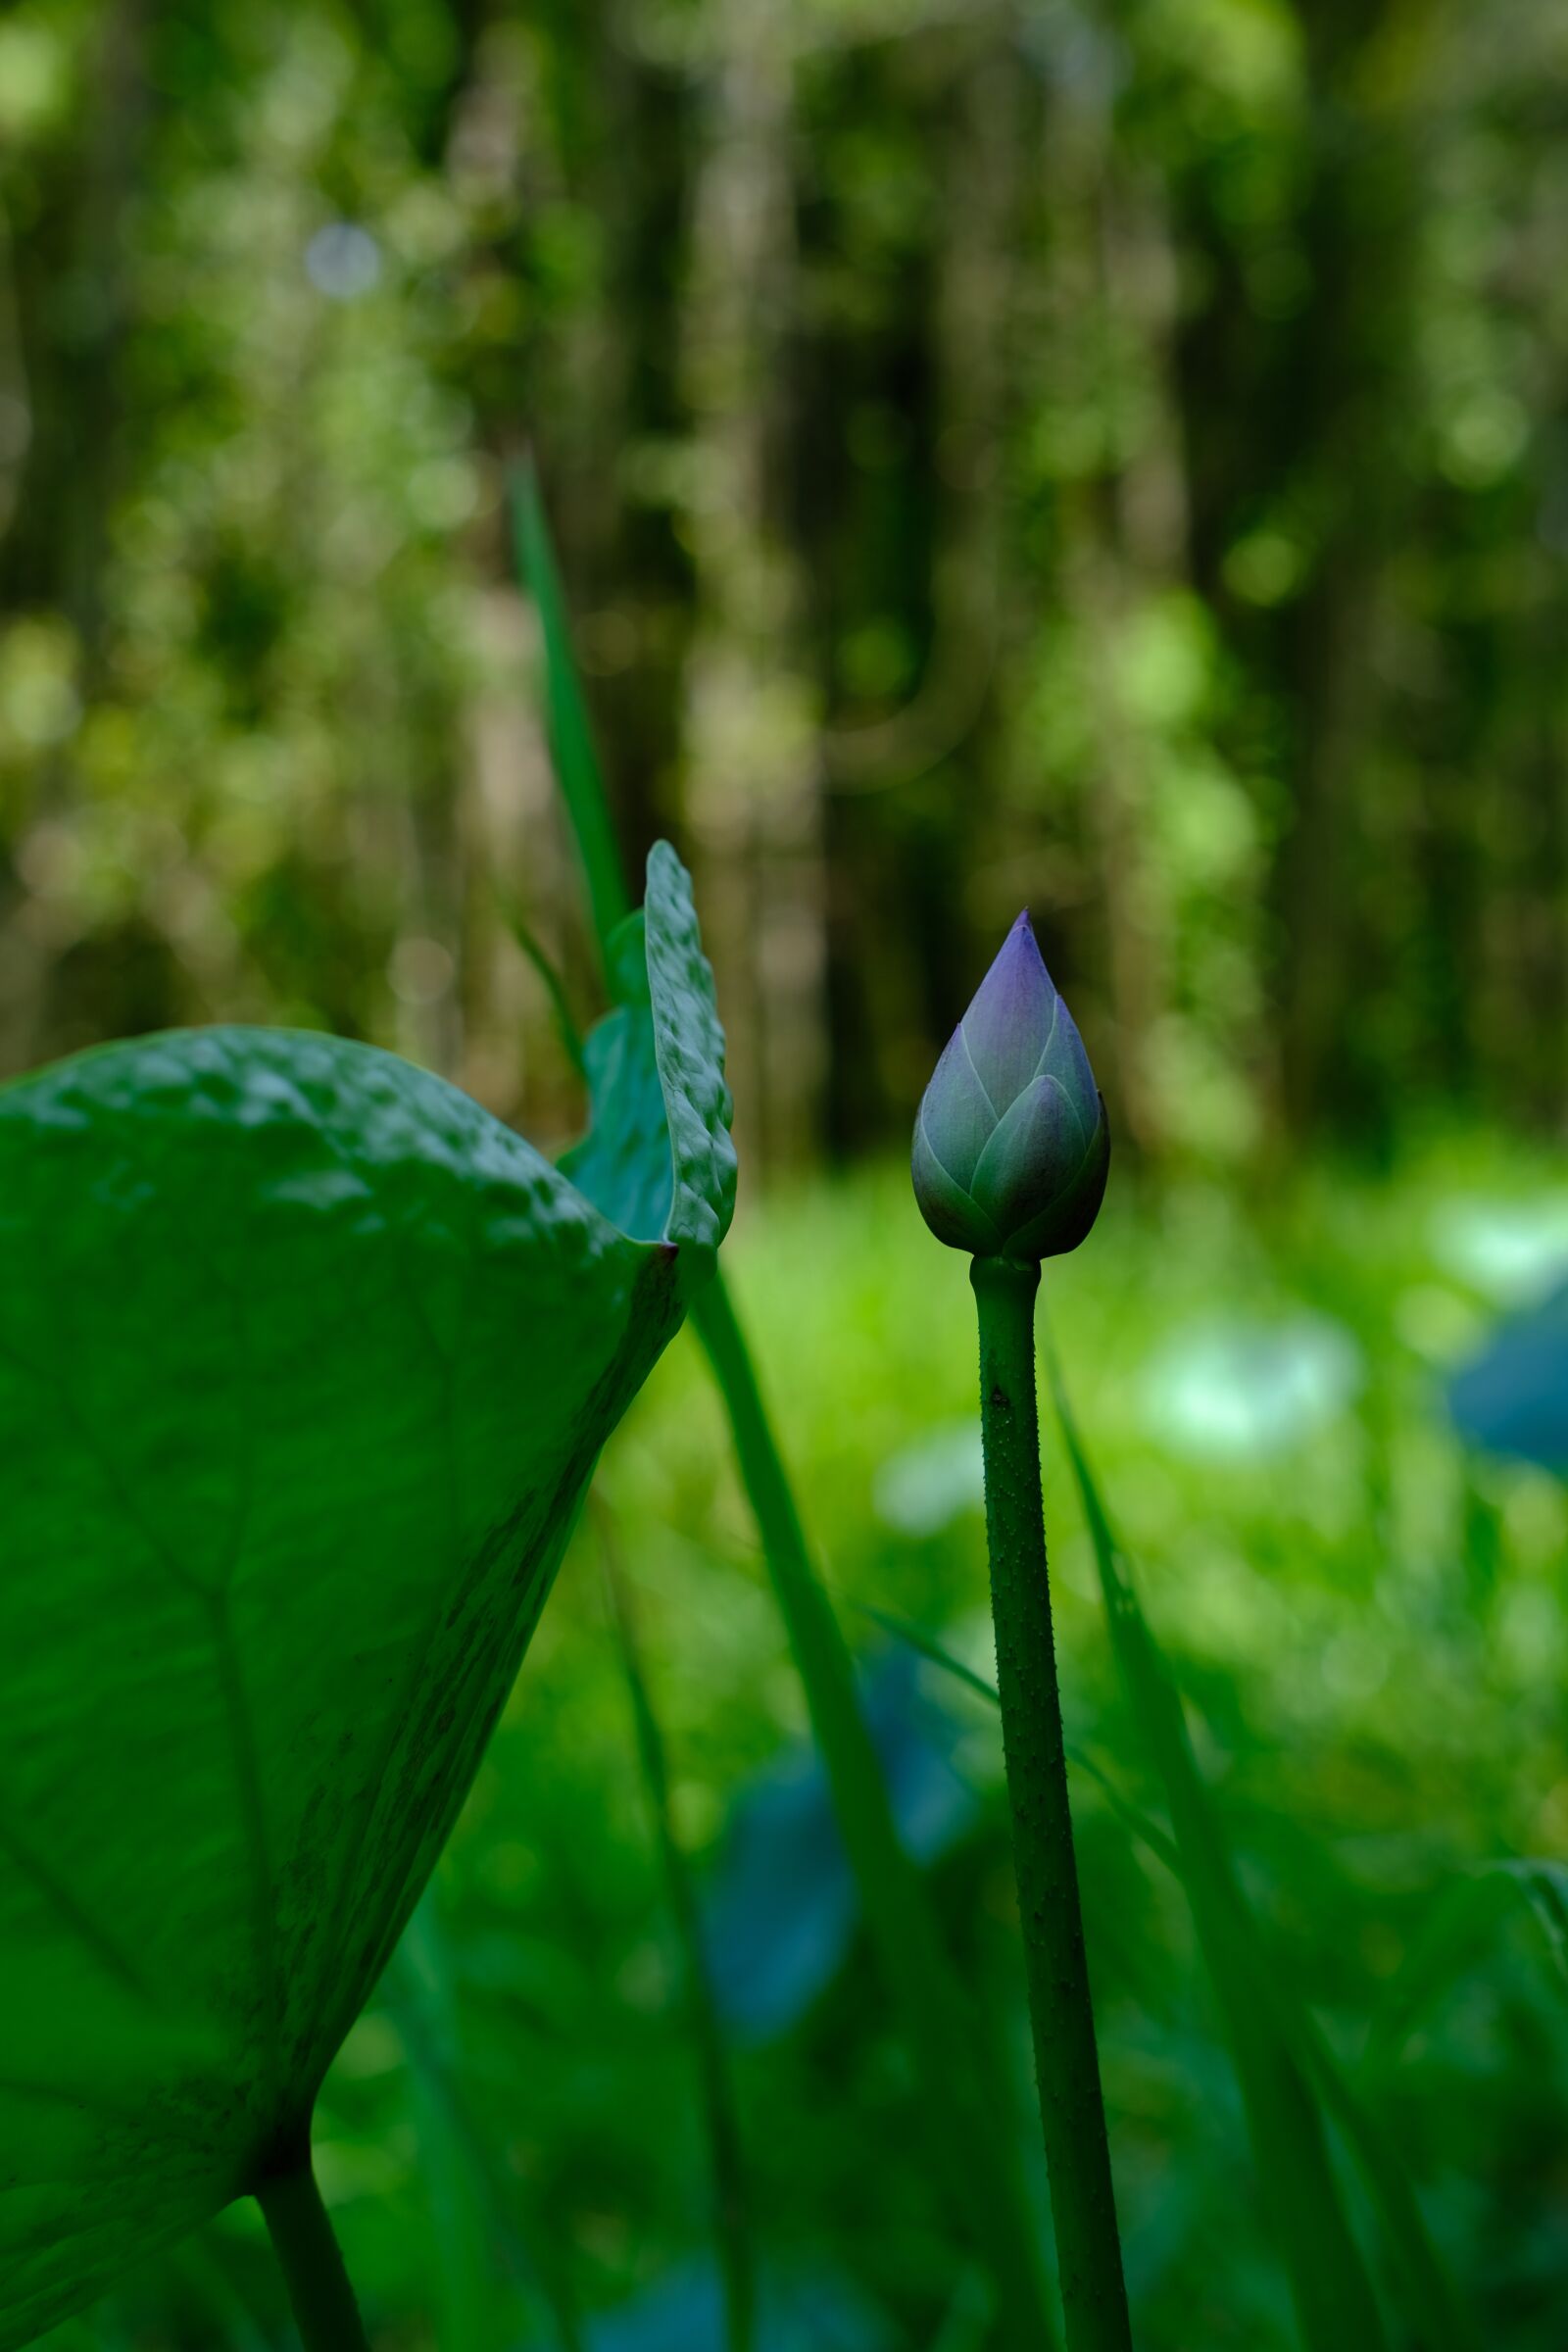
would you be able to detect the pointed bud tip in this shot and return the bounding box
[1000,907,1044,971]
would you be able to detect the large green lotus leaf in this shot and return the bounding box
[0,845,733,2350]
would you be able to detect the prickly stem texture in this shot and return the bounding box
[972,1256,1133,2352]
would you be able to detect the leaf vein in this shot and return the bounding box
[0,1808,153,2003]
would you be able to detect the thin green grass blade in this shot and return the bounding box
[1368,1858,1568,2080]
[856,1600,1001,1707]
[510,460,631,967]
[1289,2023,1480,2352]
[388,1897,583,2352]
[694,1277,1056,2351]
[1043,1342,1484,2352]
[1045,1362,1375,2349]
[1084,1765,1476,2352]
[1363,1871,1520,2079]
[600,1511,757,2352]
[400,1997,493,2352]
[175,2237,270,2352]
[1494,1859,1568,1990]
[857,1601,1184,1861]
[495,889,589,1079]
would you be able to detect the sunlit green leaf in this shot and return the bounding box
[0,848,731,2351]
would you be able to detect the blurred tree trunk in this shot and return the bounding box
[1087,165,1191,1157]
[0,213,29,554]
[1031,51,1190,1153]
[1273,0,1425,1138]
[1504,614,1568,1128]
[0,0,147,650]
[62,0,149,691]
[0,0,150,1081]
[481,4,694,1045]
[679,0,824,1177]
[816,25,1022,1151]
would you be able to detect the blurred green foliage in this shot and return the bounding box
[1,0,1564,1164]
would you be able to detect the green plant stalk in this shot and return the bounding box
[256,2142,372,2352]
[693,1273,1056,2351]
[970,1256,1131,2352]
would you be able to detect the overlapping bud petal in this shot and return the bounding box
[911,911,1109,1261]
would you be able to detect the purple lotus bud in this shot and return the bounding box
[911,912,1109,1260]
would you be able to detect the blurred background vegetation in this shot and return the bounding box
[6,0,1568,2346]
[5,0,1567,1165]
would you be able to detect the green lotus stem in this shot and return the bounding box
[972,1254,1131,2352]
[257,2140,372,2352]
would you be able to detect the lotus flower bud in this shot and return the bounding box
[912,911,1109,1261]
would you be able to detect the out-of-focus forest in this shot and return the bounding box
[3,0,1565,1168]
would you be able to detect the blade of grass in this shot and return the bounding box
[1292,2025,1479,2352]
[857,1600,1187,1857]
[1490,1859,1568,1990]
[599,1506,757,2352]
[176,2236,270,2352]
[878,1594,1479,2352]
[516,463,1058,2348]
[857,1600,1001,1708]
[388,1895,584,2352]
[495,889,590,1079]
[1042,1336,1485,2352]
[1363,1872,1519,2081]
[862,1442,1486,2352]
[402,2027,493,2352]
[1366,1858,1568,2080]
[695,1275,1056,2350]
[510,460,631,962]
